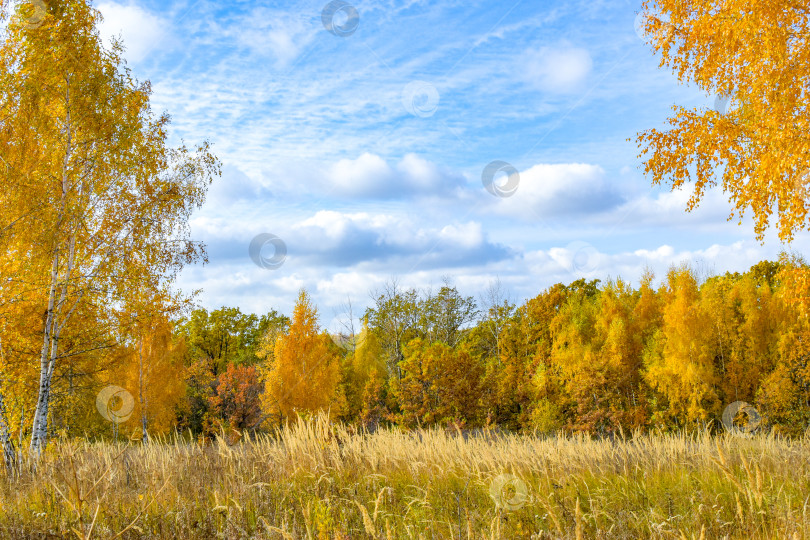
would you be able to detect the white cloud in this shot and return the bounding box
[231,8,317,66]
[396,154,445,192]
[289,210,498,265]
[329,153,396,198]
[608,182,737,229]
[325,153,465,199]
[208,165,272,204]
[194,206,513,273]
[439,222,484,249]
[96,1,169,63]
[488,163,623,220]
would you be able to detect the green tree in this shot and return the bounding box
[393,338,483,427]
[180,307,272,375]
[417,281,478,347]
[365,280,420,380]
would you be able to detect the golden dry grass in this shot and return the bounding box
[1,416,809,538]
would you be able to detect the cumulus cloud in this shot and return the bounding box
[199,209,513,270]
[289,211,512,269]
[438,222,484,249]
[328,154,395,198]
[607,181,740,230]
[487,163,625,220]
[325,153,466,199]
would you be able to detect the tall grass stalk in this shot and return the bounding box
[1,416,808,538]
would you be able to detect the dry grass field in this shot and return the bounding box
[1,416,808,539]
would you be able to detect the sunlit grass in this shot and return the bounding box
[1,416,808,538]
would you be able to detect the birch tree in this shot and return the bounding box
[365,280,420,379]
[121,312,187,440]
[0,370,16,472]
[636,0,810,243]
[0,0,219,455]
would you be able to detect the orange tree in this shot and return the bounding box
[209,363,263,432]
[262,290,343,425]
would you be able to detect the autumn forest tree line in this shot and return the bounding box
[3,256,808,448]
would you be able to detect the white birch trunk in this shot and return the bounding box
[0,388,16,474]
[30,82,75,457]
[29,216,63,456]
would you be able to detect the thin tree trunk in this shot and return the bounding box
[29,236,63,456]
[139,336,148,442]
[0,388,16,474]
[0,342,17,473]
[17,405,24,458]
[30,200,79,455]
[30,83,75,457]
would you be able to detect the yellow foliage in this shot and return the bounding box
[636,0,810,243]
[645,266,720,425]
[262,290,342,423]
[394,338,483,427]
[123,316,187,437]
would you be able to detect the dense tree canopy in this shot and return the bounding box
[174,263,810,437]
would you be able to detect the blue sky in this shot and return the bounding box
[91,0,804,330]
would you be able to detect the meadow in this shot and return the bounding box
[0,416,808,539]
